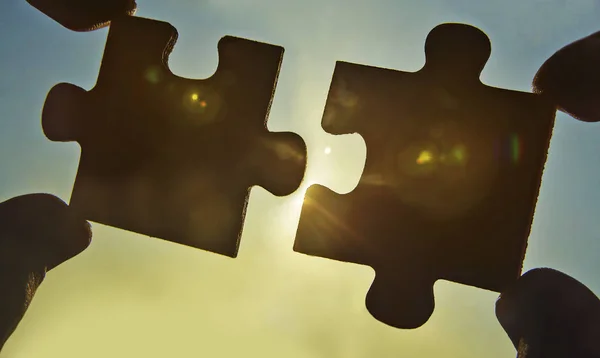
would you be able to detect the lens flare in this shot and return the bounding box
[145,66,162,84]
[496,134,522,165]
[448,144,468,165]
[191,93,199,101]
[324,147,332,155]
[416,150,433,165]
[510,133,521,164]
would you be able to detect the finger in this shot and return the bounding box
[0,194,91,350]
[496,268,600,358]
[0,266,45,350]
[533,31,600,123]
[26,0,137,32]
[0,194,92,270]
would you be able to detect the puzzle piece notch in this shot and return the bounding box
[42,15,307,257]
[295,23,555,329]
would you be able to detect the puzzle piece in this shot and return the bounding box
[42,15,307,257]
[294,23,556,329]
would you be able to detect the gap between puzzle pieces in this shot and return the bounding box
[42,15,307,258]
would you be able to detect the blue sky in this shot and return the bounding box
[1,0,599,357]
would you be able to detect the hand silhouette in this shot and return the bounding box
[0,0,134,351]
[495,29,600,358]
[496,268,600,358]
[533,30,600,123]
[0,194,91,351]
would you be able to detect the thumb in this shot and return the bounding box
[496,268,600,358]
[0,194,91,350]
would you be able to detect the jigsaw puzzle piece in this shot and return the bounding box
[295,23,556,329]
[42,15,307,257]
[27,0,137,31]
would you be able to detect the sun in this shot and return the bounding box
[288,181,312,208]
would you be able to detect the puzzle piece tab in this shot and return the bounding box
[42,15,307,257]
[294,23,555,329]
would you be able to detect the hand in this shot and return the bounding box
[533,30,600,123]
[26,0,138,32]
[0,194,91,351]
[500,28,600,357]
[496,268,600,358]
[0,0,134,350]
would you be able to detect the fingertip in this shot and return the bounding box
[496,268,600,357]
[533,31,600,123]
[0,194,92,271]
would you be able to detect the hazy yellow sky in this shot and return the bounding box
[1,0,600,357]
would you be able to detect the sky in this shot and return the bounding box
[1,0,600,357]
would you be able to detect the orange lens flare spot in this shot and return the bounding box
[416,150,434,165]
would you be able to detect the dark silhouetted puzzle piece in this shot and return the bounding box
[294,23,556,329]
[42,15,306,257]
